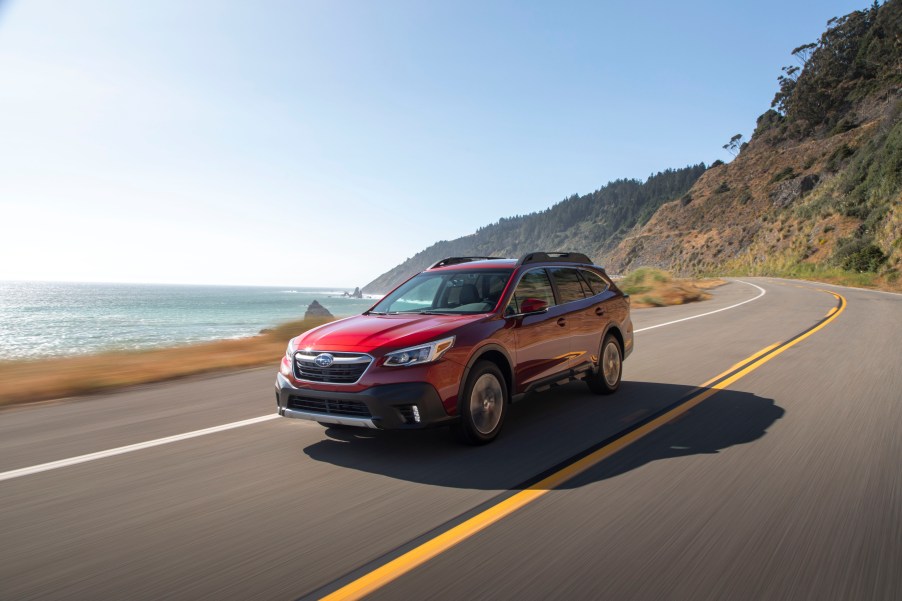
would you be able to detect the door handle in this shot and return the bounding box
[595,307,605,316]
[556,317,566,327]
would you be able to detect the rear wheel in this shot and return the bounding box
[453,361,508,445]
[587,333,622,395]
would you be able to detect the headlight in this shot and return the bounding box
[279,342,295,376]
[383,336,455,367]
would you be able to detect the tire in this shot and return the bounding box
[586,333,622,395]
[452,361,508,445]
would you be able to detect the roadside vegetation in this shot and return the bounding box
[717,260,901,291]
[0,317,332,408]
[617,267,724,308]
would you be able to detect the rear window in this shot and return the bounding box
[550,268,590,304]
[580,269,610,295]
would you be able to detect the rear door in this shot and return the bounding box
[548,267,600,372]
[577,268,621,362]
[505,268,571,391]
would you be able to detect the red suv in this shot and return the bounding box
[275,252,633,444]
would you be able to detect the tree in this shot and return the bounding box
[723,133,744,157]
[771,66,799,113]
[791,43,817,67]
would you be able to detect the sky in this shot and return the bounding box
[0,0,870,287]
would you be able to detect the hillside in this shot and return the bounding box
[363,165,706,293]
[366,0,901,293]
[610,0,901,286]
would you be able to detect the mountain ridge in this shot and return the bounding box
[362,165,706,293]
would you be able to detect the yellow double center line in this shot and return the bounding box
[319,289,847,601]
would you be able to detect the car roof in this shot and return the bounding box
[427,259,517,272]
[427,259,608,273]
[424,253,604,274]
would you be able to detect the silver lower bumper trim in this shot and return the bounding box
[279,407,378,429]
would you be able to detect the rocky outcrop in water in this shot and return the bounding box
[304,300,333,319]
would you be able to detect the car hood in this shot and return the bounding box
[292,313,487,353]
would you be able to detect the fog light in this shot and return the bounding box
[412,405,421,423]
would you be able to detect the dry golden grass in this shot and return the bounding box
[0,317,332,408]
[618,267,725,308]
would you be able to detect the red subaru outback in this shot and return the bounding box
[276,252,633,444]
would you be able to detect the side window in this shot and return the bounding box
[549,268,588,304]
[580,270,611,296]
[506,269,555,315]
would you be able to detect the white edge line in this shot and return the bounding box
[1,279,769,483]
[635,280,766,333]
[0,414,279,483]
[764,276,902,297]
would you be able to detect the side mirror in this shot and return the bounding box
[519,298,549,315]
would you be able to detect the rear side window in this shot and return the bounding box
[580,269,611,296]
[507,269,555,315]
[549,268,589,304]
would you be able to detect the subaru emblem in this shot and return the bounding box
[314,353,334,368]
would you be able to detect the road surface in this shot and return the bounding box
[0,278,899,600]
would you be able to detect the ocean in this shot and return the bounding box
[0,281,378,360]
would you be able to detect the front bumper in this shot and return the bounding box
[275,373,456,430]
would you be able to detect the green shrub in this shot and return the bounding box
[620,267,672,295]
[841,244,887,272]
[770,167,796,183]
[826,143,855,172]
[829,117,859,136]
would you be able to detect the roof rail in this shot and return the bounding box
[429,256,508,269]
[516,252,593,266]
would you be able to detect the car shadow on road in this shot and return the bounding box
[301,380,784,491]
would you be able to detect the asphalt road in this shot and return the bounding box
[1,278,899,601]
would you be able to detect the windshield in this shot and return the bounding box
[368,269,514,315]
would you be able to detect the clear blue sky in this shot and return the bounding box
[0,0,867,287]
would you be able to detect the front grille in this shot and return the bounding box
[287,395,372,418]
[294,352,372,384]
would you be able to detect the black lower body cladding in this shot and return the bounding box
[275,374,455,429]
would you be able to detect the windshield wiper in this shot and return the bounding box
[417,310,454,315]
[364,310,387,315]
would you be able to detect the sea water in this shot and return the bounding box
[0,281,377,360]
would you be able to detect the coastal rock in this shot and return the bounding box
[341,287,364,298]
[304,300,333,319]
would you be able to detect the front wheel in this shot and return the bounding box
[453,361,508,445]
[587,334,622,395]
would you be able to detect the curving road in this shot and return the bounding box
[0,278,900,600]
